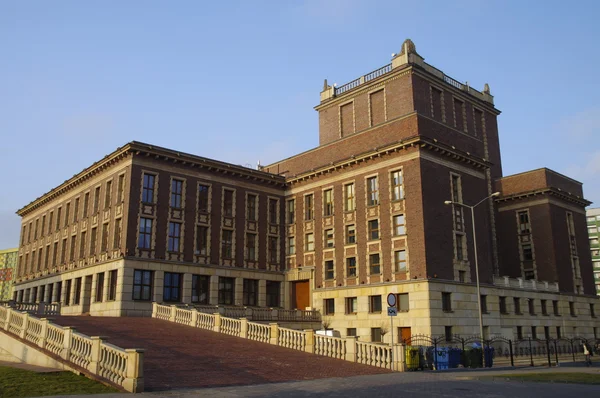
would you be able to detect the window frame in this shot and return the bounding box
[132,270,153,301]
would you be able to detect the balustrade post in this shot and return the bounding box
[245,307,253,320]
[240,318,248,339]
[61,327,74,361]
[88,336,106,373]
[190,309,198,327]
[304,329,314,354]
[345,336,357,363]
[217,306,226,316]
[393,344,405,372]
[38,318,49,349]
[4,308,12,331]
[38,302,46,317]
[271,308,278,322]
[20,312,29,339]
[295,309,302,321]
[151,302,158,318]
[123,348,145,393]
[269,323,279,345]
[169,305,177,322]
[213,313,221,333]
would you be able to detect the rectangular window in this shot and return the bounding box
[117,174,125,202]
[445,326,453,342]
[344,183,355,211]
[41,215,46,238]
[48,212,54,235]
[325,260,334,280]
[60,238,67,264]
[556,327,561,339]
[442,292,452,312]
[286,199,295,224]
[396,293,409,312]
[287,236,295,255]
[195,226,208,256]
[83,193,89,218]
[368,219,379,240]
[52,242,58,266]
[266,281,280,307]
[451,175,461,203]
[346,224,356,244]
[591,303,596,317]
[73,198,79,223]
[223,190,234,217]
[101,222,109,252]
[391,170,404,201]
[198,184,210,212]
[324,298,335,315]
[55,282,61,304]
[517,326,523,340]
[541,299,548,315]
[569,301,576,316]
[218,277,234,305]
[69,235,76,262]
[171,179,183,209]
[371,328,382,343]
[268,236,278,263]
[104,180,112,209]
[514,297,521,314]
[221,230,233,258]
[142,174,155,204]
[93,187,101,213]
[345,297,357,314]
[168,222,181,252]
[544,326,550,340]
[553,300,560,316]
[367,176,379,206]
[65,280,72,305]
[394,250,407,272]
[522,243,533,261]
[192,274,210,304]
[528,299,535,315]
[37,248,42,271]
[269,198,278,224]
[56,207,62,231]
[163,272,182,302]
[243,279,258,306]
[453,98,464,131]
[74,278,82,305]
[133,270,153,301]
[346,257,357,277]
[44,245,49,268]
[138,218,152,249]
[33,219,38,240]
[246,233,257,260]
[518,211,530,234]
[304,194,313,220]
[455,234,465,261]
[113,218,122,249]
[325,229,334,248]
[531,326,537,339]
[95,272,105,302]
[323,189,333,216]
[393,215,406,236]
[108,270,118,301]
[305,233,314,251]
[481,295,488,313]
[369,295,382,313]
[347,328,357,337]
[65,203,70,227]
[369,253,380,274]
[247,194,257,221]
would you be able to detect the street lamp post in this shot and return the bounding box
[444,191,500,367]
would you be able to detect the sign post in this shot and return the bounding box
[387,293,397,371]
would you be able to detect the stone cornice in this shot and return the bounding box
[496,188,591,207]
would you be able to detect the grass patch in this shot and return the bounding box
[489,372,600,385]
[0,366,119,397]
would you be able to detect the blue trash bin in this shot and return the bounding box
[484,347,494,368]
[448,347,462,368]
[434,346,450,370]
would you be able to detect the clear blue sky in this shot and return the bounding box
[1,1,599,248]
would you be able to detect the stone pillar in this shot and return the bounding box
[209,275,219,305]
[44,285,51,303]
[102,271,110,302]
[182,273,193,304]
[117,267,128,303]
[52,282,60,302]
[304,329,315,353]
[81,276,92,307]
[37,287,44,303]
[258,279,267,307]
[213,313,221,333]
[70,279,77,306]
[234,277,244,306]
[153,270,164,303]
[269,323,279,345]
[240,318,248,339]
[123,349,145,393]
[345,336,357,362]
[393,344,406,372]
[281,281,288,309]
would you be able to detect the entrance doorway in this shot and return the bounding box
[398,327,412,343]
[292,280,310,310]
[81,275,93,314]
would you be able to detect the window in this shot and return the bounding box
[541,299,548,315]
[591,303,596,317]
[455,234,465,261]
[247,194,257,221]
[101,223,109,252]
[163,272,182,302]
[368,219,379,240]
[345,297,357,314]
[396,293,409,312]
[65,203,70,227]
[369,295,382,313]
[243,279,258,306]
[346,225,356,244]
[371,328,382,343]
[171,179,183,209]
[195,226,208,256]
[367,176,379,206]
[198,184,210,212]
[391,170,404,201]
[138,218,152,249]
[221,230,233,259]
[48,212,54,234]
[324,298,335,315]
[344,183,355,211]
[445,326,453,342]
[65,280,72,305]
[323,189,333,216]
[74,278,82,305]
[269,198,278,224]
[451,175,461,203]
[513,297,521,314]
[569,301,576,316]
[522,243,533,261]
[60,238,67,264]
[268,236,278,263]
[69,235,76,262]
[458,270,466,283]
[369,253,380,274]
[266,281,280,307]
[442,292,452,312]
[93,187,101,213]
[517,326,523,340]
[41,215,46,238]
[544,326,550,340]
[528,299,535,315]
[117,174,125,202]
[223,190,234,217]
[518,211,530,234]
[246,233,257,260]
[73,198,79,223]
[168,222,181,252]
[346,257,357,277]
[218,277,234,305]
[95,272,105,302]
[481,295,488,313]
[286,199,295,224]
[104,180,112,209]
[287,236,295,255]
[394,250,406,272]
[453,98,465,131]
[56,207,62,231]
[347,328,357,337]
[133,270,153,301]
[113,218,122,249]
[531,326,537,339]
[108,270,118,301]
[52,242,58,266]
[556,326,561,339]
[192,275,210,304]
[305,233,314,251]
[82,193,89,218]
[553,300,560,316]
[393,215,406,236]
[55,282,62,304]
[325,260,334,280]
[325,229,334,248]
[304,194,313,220]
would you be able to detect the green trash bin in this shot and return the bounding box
[464,348,483,368]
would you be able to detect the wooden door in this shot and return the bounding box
[293,281,310,310]
[399,327,412,343]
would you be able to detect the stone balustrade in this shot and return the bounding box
[0,301,61,317]
[0,306,144,392]
[493,276,559,292]
[173,303,321,322]
[152,303,400,371]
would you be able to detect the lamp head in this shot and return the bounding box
[491,192,500,197]
[444,200,452,205]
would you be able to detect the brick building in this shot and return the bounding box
[13,39,600,342]
[587,208,600,294]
